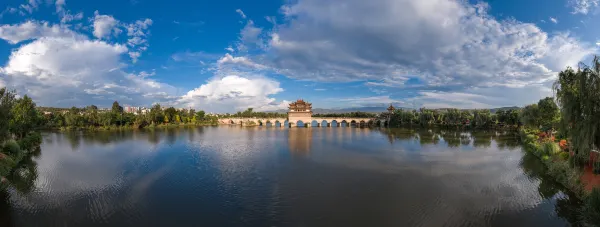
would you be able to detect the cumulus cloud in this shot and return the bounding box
[549,17,558,24]
[0,21,80,44]
[178,75,288,112]
[260,0,596,107]
[0,23,177,107]
[569,0,599,14]
[92,11,120,39]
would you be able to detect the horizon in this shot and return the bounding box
[0,0,595,112]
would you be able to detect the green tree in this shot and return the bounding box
[164,107,177,122]
[111,101,123,114]
[10,95,39,138]
[149,104,163,124]
[520,104,540,129]
[174,115,181,123]
[0,88,16,141]
[537,97,560,131]
[553,56,600,160]
[163,115,169,124]
[195,110,205,121]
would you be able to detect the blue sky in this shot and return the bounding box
[0,0,599,112]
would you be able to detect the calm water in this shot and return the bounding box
[0,126,583,227]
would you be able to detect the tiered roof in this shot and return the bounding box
[289,99,312,111]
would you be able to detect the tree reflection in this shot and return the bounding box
[0,145,41,227]
[519,151,584,226]
[440,130,461,148]
[471,130,492,148]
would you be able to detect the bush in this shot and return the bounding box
[0,154,16,177]
[542,142,560,156]
[582,188,600,225]
[524,134,537,143]
[559,152,570,161]
[2,140,20,156]
[546,160,583,195]
[18,132,41,152]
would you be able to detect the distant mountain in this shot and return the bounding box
[268,106,521,114]
[268,106,411,114]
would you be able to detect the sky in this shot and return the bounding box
[0,0,599,113]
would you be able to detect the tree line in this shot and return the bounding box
[218,108,288,118]
[385,108,522,128]
[41,101,218,130]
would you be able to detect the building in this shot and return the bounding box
[288,99,313,125]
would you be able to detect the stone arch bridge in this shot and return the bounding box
[218,117,389,127]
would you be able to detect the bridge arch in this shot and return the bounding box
[341,120,348,127]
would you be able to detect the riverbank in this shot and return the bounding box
[0,132,42,190]
[519,129,600,225]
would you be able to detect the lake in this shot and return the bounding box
[0,126,583,226]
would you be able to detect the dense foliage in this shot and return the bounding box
[520,97,560,131]
[386,108,520,128]
[0,88,43,189]
[40,102,218,130]
[219,108,288,118]
[554,56,600,162]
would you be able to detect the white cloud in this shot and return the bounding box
[56,0,66,12]
[408,84,552,109]
[125,18,153,62]
[60,12,84,23]
[261,0,596,108]
[237,20,263,51]
[236,9,247,19]
[549,17,558,24]
[178,75,288,112]
[0,24,177,107]
[569,0,599,14]
[334,96,402,107]
[19,0,40,15]
[225,46,234,52]
[0,21,80,44]
[92,11,120,39]
[217,53,267,69]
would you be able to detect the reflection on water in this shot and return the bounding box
[0,127,583,226]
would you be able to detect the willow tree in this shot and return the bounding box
[553,56,600,162]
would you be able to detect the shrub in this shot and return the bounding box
[2,140,20,156]
[582,188,600,225]
[559,152,570,161]
[559,139,568,150]
[524,134,537,143]
[542,155,550,161]
[0,155,16,177]
[542,142,560,156]
[18,132,41,152]
[546,160,583,195]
